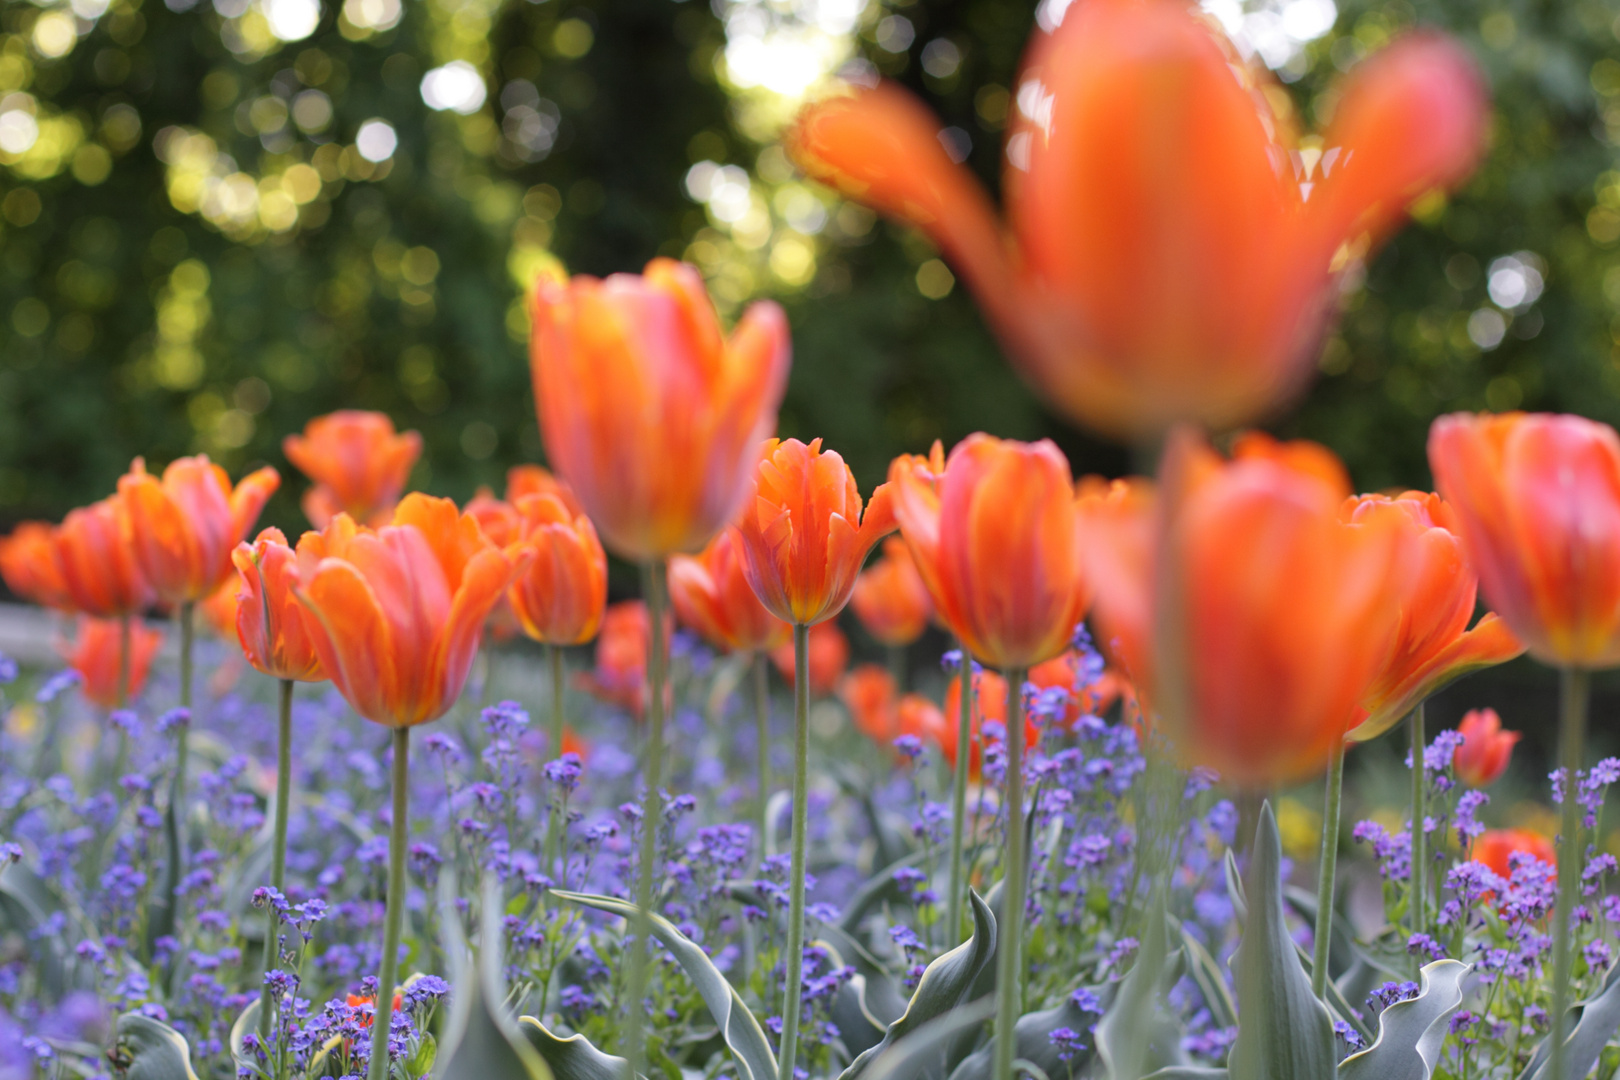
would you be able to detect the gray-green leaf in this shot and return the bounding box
[1095,887,1186,1080]
[861,999,999,1080]
[1516,961,1620,1080]
[518,1016,642,1080]
[947,982,1113,1080]
[1338,959,1468,1080]
[1226,802,1336,1080]
[111,1013,200,1080]
[554,888,778,1080]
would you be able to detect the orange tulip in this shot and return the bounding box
[851,537,933,647]
[1075,477,1156,684]
[769,619,850,696]
[0,521,71,609]
[579,600,672,715]
[292,494,521,728]
[505,464,581,511]
[199,579,240,639]
[890,434,1088,671]
[736,438,896,627]
[283,410,423,529]
[50,498,154,618]
[1340,489,1525,741]
[61,616,163,709]
[1429,412,1620,668]
[669,527,790,654]
[232,528,326,683]
[530,258,791,561]
[1453,707,1520,788]
[1474,828,1556,881]
[464,488,522,549]
[119,456,280,606]
[840,664,947,755]
[789,20,1486,441]
[506,491,609,646]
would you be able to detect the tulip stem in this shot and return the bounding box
[887,644,906,693]
[624,561,668,1080]
[993,668,1028,1080]
[779,623,811,1080]
[754,652,771,866]
[1549,666,1591,1080]
[544,644,566,870]
[1409,702,1426,952]
[1311,737,1346,1000]
[947,649,973,945]
[368,726,410,1080]
[117,612,132,708]
[260,679,294,1043]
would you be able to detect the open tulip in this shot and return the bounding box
[789,15,1486,441]
[769,619,850,695]
[889,434,1088,671]
[119,455,280,606]
[51,498,154,618]
[61,616,163,709]
[851,537,933,648]
[530,258,791,562]
[669,527,790,655]
[507,492,608,647]
[1454,707,1520,788]
[233,528,326,684]
[283,410,423,529]
[1342,491,1526,742]
[0,521,71,609]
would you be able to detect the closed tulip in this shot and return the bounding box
[669,527,789,654]
[232,528,326,683]
[52,498,154,618]
[789,18,1486,441]
[61,616,163,709]
[769,619,851,695]
[507,491,608,647]
[890,434,1089,671]
[736,438,896,627]
[119,456,280,606]
[0,521,71,609]
[1474,828,1556,881]
[851,537,933,647]
[530,258,791,561]
[284,410,423,529]
[1453,707,1520,788]
[580,600,672,716]
[840,665,947,756]
[1075,477,1155,685]
[505,464,580,510]
[293,494,521,728]
[1341,490,1525,741]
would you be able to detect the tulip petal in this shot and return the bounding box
[298,559,397,726]
[1346,614,1526,742]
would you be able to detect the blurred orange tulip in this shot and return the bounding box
[283,410,423,529]
[1430,412,1620,668]
[232,528,326,683]
[61,616,163,709]
[51,498,154,618]
[580,600,672,715]
[505,464,581,511]
[1075,477,1155,683]
[851,537,933,647]
[769,619,850,695]
[890,434,1088,671]
[669,527,790,654]
[1453,708,1520,788]
[0,521,70,609]
[530,258,791,561]
[507,491,608,647]
[840,664,947,756]
[293,494,521,727]
[1474,828,1556,881]
[736,438,896,627]
[1341,490,1525,742]
[119,455,280,606]
[199,579,240,639]
[789,18,1486,441]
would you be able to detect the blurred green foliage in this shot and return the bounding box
[0,0,1616,533]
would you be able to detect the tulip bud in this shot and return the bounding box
[1453,707,1520,788]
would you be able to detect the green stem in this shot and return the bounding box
[993,668,1028,1080]
[887,644,906,693]
[623,561,669,1079]
[947,649,973,946]
[754,652,771,865]
[260,679,294,1042]
[1548,667,1591,1080]
[778,623,812,1080]
[544,644,567,870]
[166,602,195,943]
[1311,737,1346,1000]
[1409,702,1425,952]
[117,612,131,708]
[367,726,410,1080]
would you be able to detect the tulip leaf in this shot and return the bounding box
[1337,959,1469,1080]
[554,888,778,1080]
[946,982,1114,1080]
[842,889,998,1080]
[110,1013,201,1080]
[1141,1070,1228,1079]
[435,874,553,1080]
[832,973,893,1060]
[1226,802,1337,1080]
[1516,961,1620,1080]
[859,998,998,1080]
[1178,921,1237,1033]
[1095,888,1189,1080]
[0,861,68,998]
[517,1016,644,1080]
[839,850,930,935]
[228,998,261,1073]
